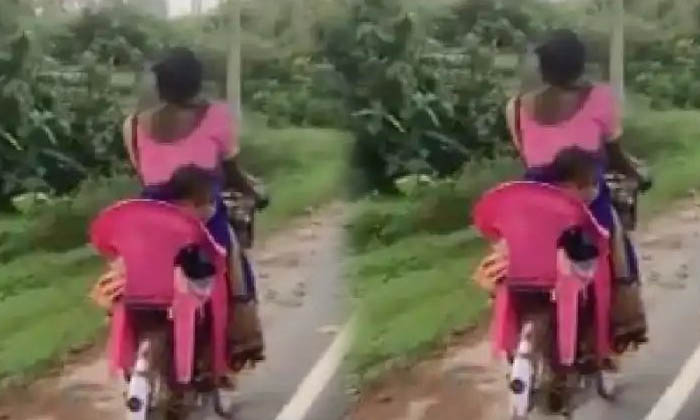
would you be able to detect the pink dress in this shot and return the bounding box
[517,84,619,167]
[132,102,238,249]
[518,84,621,236]
[133,102,237,185]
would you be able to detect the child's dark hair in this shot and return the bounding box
[166,165,215,203]
[550,147,599,186]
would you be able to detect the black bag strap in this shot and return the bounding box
[514,95,523,150]
[130,114,143,184]
[512,95,526,164]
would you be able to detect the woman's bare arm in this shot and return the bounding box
[602,95,644,182]
[222,158,256,195]
[605,142,644,180]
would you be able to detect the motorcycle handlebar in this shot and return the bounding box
[629,154,652,194]
[255,195,270,211]
[222,188,269,213]
[638,177,652,194]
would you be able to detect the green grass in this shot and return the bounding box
[346,229,488,384]
[621,108,700,216]
[0,247,103,384]
[0,175,140,260]
[346,107,700,386]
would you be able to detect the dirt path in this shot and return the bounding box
[352,200,700,420]
[0,203,348,420]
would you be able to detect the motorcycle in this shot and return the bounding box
[222,189,263,250]
[474,182,611,419]
[473,167,651,419]
[91,200,233,420]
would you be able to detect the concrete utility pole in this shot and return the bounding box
[227,0,242,122]
[191,0,202,15]
[609,0,625,108]
[292,0,308,49]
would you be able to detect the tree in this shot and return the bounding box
[321,0,510,191]
[0,4,133,201]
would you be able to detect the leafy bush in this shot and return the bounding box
[433,0,552,49]
[627,36,700,109]
[0,29,127,203]
[321,0,511,192]
[50,6,178,67]
[348,158,520,251]
[244,58,346,127]
[0,175,139,259]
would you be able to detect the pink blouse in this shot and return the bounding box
[518,84,619,168]
[134,102,237,185]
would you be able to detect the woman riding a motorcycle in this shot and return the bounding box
[121,47,265,368]
[502,29,649,354]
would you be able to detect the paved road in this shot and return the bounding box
[214,213,349,420]
[574,248,700,420]
[544,216,700,420]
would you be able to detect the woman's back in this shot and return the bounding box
[130,102,236,185]
[515,84,619,168]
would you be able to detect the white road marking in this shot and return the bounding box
[274,317,356,420]
[644,341,700,420]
